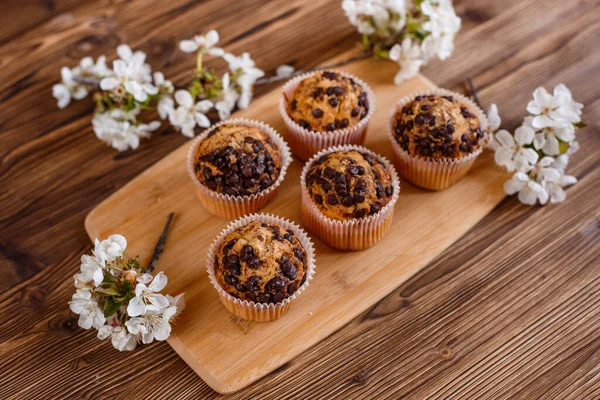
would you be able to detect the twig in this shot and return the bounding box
[466,77,484,111]
[145,212,175,273]
[255,51,373,85]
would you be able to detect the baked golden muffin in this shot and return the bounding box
[214,220,308,304]
[286,71,369,133]
[305,150,394,220]
[392,94,485,159]
[300,145,400,251]
[387,90,490,191]
[192,123,282,196]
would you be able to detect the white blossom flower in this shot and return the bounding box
[421,0,461,60]
[92,109,160,151]
[94,234,127,264]
[127,271,170,317]
[69,289,105,329]
[179,30,224,56]
[215,73,239,120]
[275,64,295,78]
[170,90,213,137]
[100,59,158,102]
[157,95,174,120]
[75,254,104,287]
[115,44,152,82]
[389,38,423,84]
[504,172,549,205]
[487,104,501,132]
[551,84,583,123]
[126,306,176,343]
[527,85,583,127]
[493,127,539,172]
[78,55,112,78]
[223,52,264,81]
[98,324,139,351]
[153,71,174,93]
[530,120,574,156]
[52,67,88,108]
[539,167,577,204]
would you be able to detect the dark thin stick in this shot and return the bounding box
[466,77,484,111]
[146,212,175,273]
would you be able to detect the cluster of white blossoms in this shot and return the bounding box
[53,44,174,152]
[69,234,184,351]
[52,30,266,150]
[168,30,265,137]
[342,0,461,84]
[487,84,584,205]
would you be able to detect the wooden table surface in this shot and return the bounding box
[1,0,598,399]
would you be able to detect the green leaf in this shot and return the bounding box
[102,272,116,284]
[95,286,121,296]
[103,297,123,317]
[573,122,587,129]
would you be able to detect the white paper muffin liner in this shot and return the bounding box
[207,213,316,322]
[186,118,292,218]
[300,144,400,251]
[279,69,376,161]
[386,88,490,191]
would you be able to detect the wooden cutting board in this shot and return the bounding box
[85,57,507,394]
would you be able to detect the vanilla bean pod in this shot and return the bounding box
[146,212,175,273]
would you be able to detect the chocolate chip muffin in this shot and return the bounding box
[392,94,485,160]
[214,221,308,304]
[286,70,369,132]
[305,150,394,220]
[193,123,282,196]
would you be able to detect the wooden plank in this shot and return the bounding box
[84,57,507,393]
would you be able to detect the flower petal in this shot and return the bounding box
[127,296,146,317]
[514,126,535,145]
[179,40,199,53]
[495,129,514,148]
[100,77,120,91]
[149,271,168,292]
[175,90,194,108]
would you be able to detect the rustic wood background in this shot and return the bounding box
[1,0,598,399]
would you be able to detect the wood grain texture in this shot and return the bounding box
[1,0,599,398]
[84,66,507,393]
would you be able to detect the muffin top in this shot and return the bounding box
[392,94,485,160]
[286,71,369,132]
[215,221,308,304]
[193,124,282,196]
[305,150,394,220]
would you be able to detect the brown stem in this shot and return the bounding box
[74,75,101,88]
[466,77,484,111]
[145,212,175,273]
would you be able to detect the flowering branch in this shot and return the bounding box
[69,220,184,351]
[342,0,461,84]
[486,84,584,205]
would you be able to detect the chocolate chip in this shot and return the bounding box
[446,123,455,134]
[224,275,237,285]
[195,163,201,173]
[246,255,260,268]
[385,186,393,196]
[415,95,424,101]
[461,134,469,142]
[284,232,293,242]
[402,106,414,115]
[443,96,454,102]
[354,208,367,218]
[244,136,255,143]
[240,245,254,260]
[355,180,366,191]
[281,260,297,279]
[460,107,472,118]
[324,167,336,179]
[202,167,213,180]
[321,180,332,191]
[207,127,220,138]
[335,184,347,196]
[312,108,324,118]
[335,174,347,185]
[332,86,345,95]
[257,293,271,303]
[327,195,339,205]
[273,292,285,303]
[260,177,273,188]
[322,71,339,80]
[419,146,432,157]
[293,248,305,262]
[314,194,323,204]
[443,146,455,157]
[459,142,472,153]
[348,166,360,175]
[358,93,368,108]
[354,193,365,203]
[476,127,484,138]
[325,123,336,131]
[328,97,339,107]
[246,276,261,290]
[341,196,354,207]
[356,166,365,175]
[288,281,299,294]
[421,104,430,111]
[415,114,424,126]
[235,283,247,292]
[376,183,384,199]
[351,107,360,117]
[298,119,311,129]
[360,109,368,119]
[338,119,349,129]
[313,87,324,98]
[291,99,297,111]
[269,277,286,292]
[206,180,218,190]
[370,203,381,215]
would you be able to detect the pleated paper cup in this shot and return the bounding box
[279,70,376,161]
[207,213,316,322]
[186,119,292,219]
[387,89,490,191]
[300,144,400,251]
